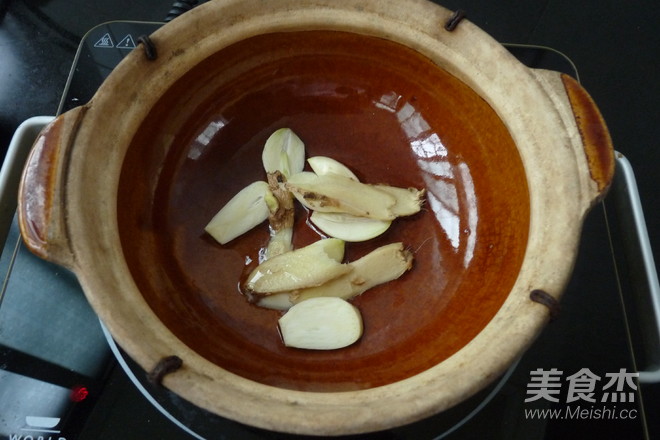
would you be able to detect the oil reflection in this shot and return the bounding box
[188,118,227,160]
[389,94,477,267]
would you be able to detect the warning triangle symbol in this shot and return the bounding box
[117,34,137,50]
[93,33,114,48]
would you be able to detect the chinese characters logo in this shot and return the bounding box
[525,368,638,403]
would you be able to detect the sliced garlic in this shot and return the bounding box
[286,172,397,220]
[278,297,363,350]
[310,211,391,242]
[307,156,359,181]
[262,128,305,178]
[204,181,271,245]
[294,242,413,303]
[244,238,349,294]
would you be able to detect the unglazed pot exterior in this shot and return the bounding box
[17,0,614,435]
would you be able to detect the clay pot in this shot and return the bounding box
[17,0,613,435]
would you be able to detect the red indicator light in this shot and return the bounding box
[70,385,89,402]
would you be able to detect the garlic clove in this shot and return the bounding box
[310,211,391,242]
[257,293,295,310]
[262,128,306,178]
[307,156,359,181]
[204,181,271,245]
[278,297,363,350]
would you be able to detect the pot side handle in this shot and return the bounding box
[532,70,615,207]
[17,106,86,269]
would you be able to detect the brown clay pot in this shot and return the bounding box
[17,0,614,435]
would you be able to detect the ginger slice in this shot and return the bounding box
[373,185,426,217]
[264,171,295,259]
[285,172,397,220]
[244,238,349,294]
[257,242,413,309]
[294,242,413,303]
[286,172,424,221]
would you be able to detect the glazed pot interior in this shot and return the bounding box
[117,30,530,392]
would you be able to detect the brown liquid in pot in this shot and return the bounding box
[118,30,530,391]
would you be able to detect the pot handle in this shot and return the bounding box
[532,70,615,206]
[17,106,87,269]
[611,154,660,383]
